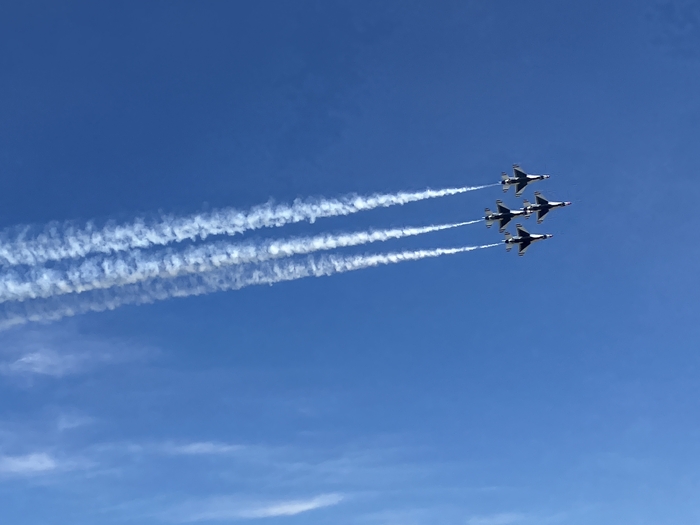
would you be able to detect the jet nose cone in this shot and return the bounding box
[543,174,550,179]
[565,201,572,206]
[547,234,554,238]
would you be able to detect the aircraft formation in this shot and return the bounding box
[485,164,571,256]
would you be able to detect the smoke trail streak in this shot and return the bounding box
[0,244,499,331]
[0,185,494,267]
[0,221,482,303]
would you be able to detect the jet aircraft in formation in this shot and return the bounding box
[504,224,553,256]
[523,192,571,223]
[485,165,570,256]
[484,200,527,232]
[500,164,549,196]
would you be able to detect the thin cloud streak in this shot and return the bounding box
[0,453,57,474]
[467,513,525,525]
[0,244,499,330]
[0,185,492,267]
[162,442,244,456]
[0,348,84,377]
[0,221,480,303]
[0,325,153,377]
[171,493,344,522]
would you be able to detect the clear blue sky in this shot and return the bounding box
[1,1,699,524]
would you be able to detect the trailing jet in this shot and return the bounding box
[523,192,571,223]
[503,224,553,256]
[484,200,527,232]
[500,164,549,196]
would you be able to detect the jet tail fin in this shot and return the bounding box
[501,173,510,193]
[484,209,493,228]
[504,231,513,251]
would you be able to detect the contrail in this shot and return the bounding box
[0,220,482,303]
[0,243,499,330]
[0,185,494,267]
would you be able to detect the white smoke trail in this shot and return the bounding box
[0,220,482,303]
[0,244,499,331]
[0,185,494,267]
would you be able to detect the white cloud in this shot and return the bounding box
[57,413,94,432]
[0,452,58,474]
[0,325,155,379]
[163,442,244,456]
[170,493,344,522]
[467,513,525,525]
[0,348,84,377]
[239,494,344,518]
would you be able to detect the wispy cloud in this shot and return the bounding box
[0,325,155,378]
[162,442,244,456]
[0,348,91,377]
[169,493,344,522]
[0,452,58,474]
[467,513,525,525]
[57,413,94,432]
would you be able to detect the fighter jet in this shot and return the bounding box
[503,224,553,256]
[484,200,527,232]
[523,192,572,223]
[500,164,549,196]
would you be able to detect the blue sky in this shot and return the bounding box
[1,1,700,523]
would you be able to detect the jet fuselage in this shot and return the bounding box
[484,209,527,231]
[500,174,548,187]
[501,166,550,196]
[504,233,552,246]
[524,200,571,214]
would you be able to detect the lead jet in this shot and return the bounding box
[484,200,527,232]
[503,224,553,256]
[500,164,549,196]
[523,192,571,223]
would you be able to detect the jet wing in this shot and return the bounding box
[518,239,532,256]
[513,165,527,179]
[514,180,529,196]
[536,208,550,223]
[498,216,512,231]
[496,200,510,213]
[534,192,549,205]
[516,224,530,237]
